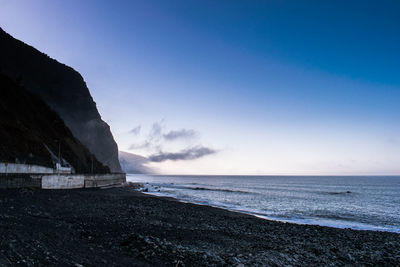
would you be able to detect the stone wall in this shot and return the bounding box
[0,163,54,174]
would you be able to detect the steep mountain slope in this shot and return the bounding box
[119,151,155,174]
[0,27,122,172]
[0,74,109,173]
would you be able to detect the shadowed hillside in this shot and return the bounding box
[119,151,155,174]
[0,74,109,174]
[0,27,122,173]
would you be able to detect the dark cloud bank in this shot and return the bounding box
[128,122,198,151]
[148,146,217,162]
[119,147,217,174]
[121,122,217,173]
[163,129,197,141]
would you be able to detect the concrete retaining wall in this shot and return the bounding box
[0,163,54,174]
[42,174,85,189]
[84,173,126,188]
[0,174,42,188]
[41,173,126,189]
[0,173,126,189]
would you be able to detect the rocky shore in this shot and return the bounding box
[0,184,399,266]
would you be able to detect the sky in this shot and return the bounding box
[1,0,399,175]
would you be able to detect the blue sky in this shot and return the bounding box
[1,0,399,174]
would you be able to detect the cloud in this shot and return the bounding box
[127,121,215,163]
[163,129,197,141]
[149,122,163,141]
[148,146,217,162]
[128,141,152,150]
[128,122,164,151]
[129,125,141,135]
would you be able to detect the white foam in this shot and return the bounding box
[127,175,400,234]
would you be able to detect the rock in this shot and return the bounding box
[0,27,121,172]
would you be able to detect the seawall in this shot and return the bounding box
[0,163,54,174]
[0,173,126,189]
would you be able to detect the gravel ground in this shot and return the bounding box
[0,184,399,266]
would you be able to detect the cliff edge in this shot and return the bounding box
[0,74,109,173]
[0,28,122,173]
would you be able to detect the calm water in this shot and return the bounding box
[127,175,400,233]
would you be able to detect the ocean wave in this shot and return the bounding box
[323,191,352,195]
[187,186,252,194]
[137,185,400,233]
[129,175,400,233]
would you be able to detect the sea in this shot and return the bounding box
[127,175,400,233]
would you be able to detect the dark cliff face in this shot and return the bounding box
[0,74,109,173]
[0,28,122,173]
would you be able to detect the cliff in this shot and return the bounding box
[0,74,109,173]
[0,28,122,173]
[119,151,155,174]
